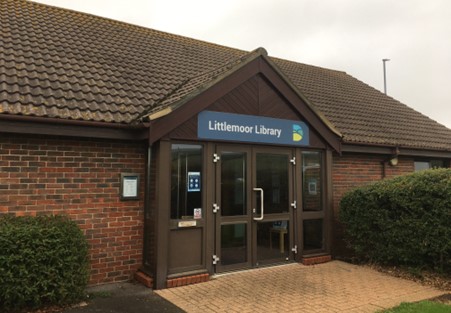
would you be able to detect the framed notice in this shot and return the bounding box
[120,173,140,200]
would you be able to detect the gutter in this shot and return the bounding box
[0,113,150,141]
[342,142,451,158]
[0,113,149,129]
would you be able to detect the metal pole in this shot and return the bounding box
[382,58,390,94]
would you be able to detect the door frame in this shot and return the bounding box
[252,146,295,267]
[214,145,252,272]
[213,144,296,273]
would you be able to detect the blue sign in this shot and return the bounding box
[198,111,309,146]
[187,172,201,192]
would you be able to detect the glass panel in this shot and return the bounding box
[170,144,202,219]
[414,160,445,172]
[257,220,290,261]
[256,154,289,214]
[221,223,247,265]
[414,161,430,171]
[302,151,322,211]
[303,219,323,250]
[431,160,445,168]
[221,152,246,216]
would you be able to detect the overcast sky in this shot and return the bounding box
[33,0,451,128]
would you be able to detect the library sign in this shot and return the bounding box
[197,111,309,146]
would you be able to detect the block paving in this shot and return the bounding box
[156,261,447,313]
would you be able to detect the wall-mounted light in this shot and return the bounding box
[388,147,400,166]
[389,156,398,166]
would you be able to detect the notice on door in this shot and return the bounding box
[187,172,201,192]
[197,111,309,146]
[193,208,202,219]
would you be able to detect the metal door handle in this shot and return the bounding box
[253,188,264,221]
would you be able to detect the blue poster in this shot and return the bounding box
[187,172,201,192]
[197,111,309,146]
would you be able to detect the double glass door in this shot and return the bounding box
[215,146,294,272]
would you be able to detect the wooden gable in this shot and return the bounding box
[149,56,341,152]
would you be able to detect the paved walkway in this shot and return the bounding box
[156,261,447,313]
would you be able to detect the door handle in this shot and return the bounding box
[253,188,264,221]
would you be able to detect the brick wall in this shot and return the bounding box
[331,153,414,256]
[0,133,146,285]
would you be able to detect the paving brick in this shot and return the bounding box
[156,261,446,313]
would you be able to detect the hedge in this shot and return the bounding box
[0,215,89,311]
[339,168,451,271]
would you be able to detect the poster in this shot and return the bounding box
[308,179,317,195]
[123,176,138,197]
[193,208,202,219]
[187,172,201,192]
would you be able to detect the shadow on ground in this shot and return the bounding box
[63,282,184,313]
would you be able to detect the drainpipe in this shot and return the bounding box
[381,160,387,179]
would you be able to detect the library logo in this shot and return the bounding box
[292,124,303,142]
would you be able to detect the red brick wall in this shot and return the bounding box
[331,153,414,255]
[0,134,146,285]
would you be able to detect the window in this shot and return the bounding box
[414,159,446,171]
[301,151,325,253]
[221,152,246,216]
[171,144,202,219]
[302,151,322,211]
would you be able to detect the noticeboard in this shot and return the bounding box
[120,173,140,200]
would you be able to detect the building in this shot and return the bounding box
[1,0,450,289]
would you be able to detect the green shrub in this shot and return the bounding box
[0,215,89,311]
[339,168,451,271]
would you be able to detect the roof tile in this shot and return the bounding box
[1,0,451,150]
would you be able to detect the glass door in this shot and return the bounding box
[215,146,294,272]
[253,149,293,266]
[215,146,252,272]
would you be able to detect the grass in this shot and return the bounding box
[381,301,451,313]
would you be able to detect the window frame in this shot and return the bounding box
[299,150,327,255]
[170,142,204,221]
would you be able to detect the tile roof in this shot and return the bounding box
[274,58,451,150]
[140,47,271,120]
[1,0,451,151]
